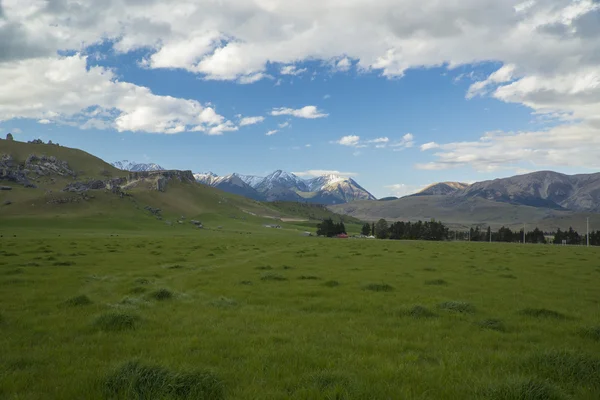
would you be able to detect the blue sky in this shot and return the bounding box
[1,1,599,198]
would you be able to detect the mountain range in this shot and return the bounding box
[194,170,376,205]
[112,160,165,172]
[331,170,600,231]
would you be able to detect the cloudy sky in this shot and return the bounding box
[1,0,599,198]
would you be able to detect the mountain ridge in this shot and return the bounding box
[195,170,376,205]
[112,160,165,172]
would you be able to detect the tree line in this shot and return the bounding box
[316,218,600,246]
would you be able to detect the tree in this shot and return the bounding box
[361,223,371,236]
[375,218,389,239]
[6,133,13,141]
[372,222,375,237]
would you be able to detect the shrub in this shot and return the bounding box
[255,265,273,270]
[478,319,506,332]
[519,308,567,319]
[298,275,320,280]
[103,361,225,400]
[324,280,340,287]
[239,280,253,285]
[94,313,138,332]
[363,283,394,292]
[438,301,475,313]
[150,289,173,301]
[483,379,566,400]
[65,295,92,307]
[166,264,185,269]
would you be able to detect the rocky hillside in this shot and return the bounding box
[195,170,376,205]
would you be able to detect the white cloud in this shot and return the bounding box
[391,133,415,150]
[0,55,235,134]
[368,137,389,143]
[239,116,265,126]
[336,135,361,146]
[266,129,279,136]
[335,57,352,72]
[271,106,328,119]
[293,170,357,178]
[280,65,308,76]
[11,128,23,134]
[385,183,426,198]
[323,94,331,100]
[305,144,312,147]
[415,123,600,171]
[420,142,440,151]
[0,0,599,160]
[37,119,52,125]
[278,121,291,129]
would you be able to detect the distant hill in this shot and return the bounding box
[413,182,470,196]
[330,171,600,231]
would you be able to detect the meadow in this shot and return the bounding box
[1,227,599,399]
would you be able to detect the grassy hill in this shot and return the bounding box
[0,140,348,234]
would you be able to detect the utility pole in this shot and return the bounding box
[587,217,590,247]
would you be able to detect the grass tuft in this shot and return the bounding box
[150,289,174,301]
[425,279,448,286]
[482,378,567,400]
[407,305,437,318]
[103,361,224,400]
[298,275,320,280]
[255,265,273,270]
[478,319,506,332]
[499,274,517,279]
[363,283,394,292]
[134,278,150,285]
[52,260,75,266]
[525,350,600,388]
[209,297,238,308]
[438,301,475,313]
[519,308,568,319]
[260,273,288,281]
[324,280,340,287]
[239,280,253,285]
[579,326,600,341]
[64,295,92,307]
[94,313,138,332]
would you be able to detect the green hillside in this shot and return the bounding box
[0,140,343,234]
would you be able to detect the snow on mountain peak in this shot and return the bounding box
[112,160,164,172]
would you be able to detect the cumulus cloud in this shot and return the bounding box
[278,121,291,129]
[0,0,599,158]
[293,170,357,178]
[239,116,265,126]
[336,135,361,146]
[390,133,415,150]
[37,119,52,125]
[266,129,278,136]
[0,55,234,134]
[420,142,440,151]
[271,106,328,119]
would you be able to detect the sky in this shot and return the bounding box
[1,0,599,199]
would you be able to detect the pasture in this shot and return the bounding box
[1,229,599,399]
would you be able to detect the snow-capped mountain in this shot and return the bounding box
[193,170,376,204]
[112,160,165,172]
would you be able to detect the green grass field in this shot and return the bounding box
[1,227,599,399]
